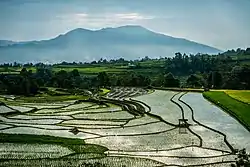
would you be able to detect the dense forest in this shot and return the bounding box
[0,48,250,95]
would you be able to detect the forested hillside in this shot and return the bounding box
[0,48,250,95]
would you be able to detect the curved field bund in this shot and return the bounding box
[0,87,249,166]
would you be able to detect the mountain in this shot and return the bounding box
[0,25,222,63]
[0,40,17,47]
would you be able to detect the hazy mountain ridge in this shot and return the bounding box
[0,25,222,63]
[0,40,17,47]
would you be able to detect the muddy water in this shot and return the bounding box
[182,92,250,152]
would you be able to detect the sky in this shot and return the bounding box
[0,0,250,50]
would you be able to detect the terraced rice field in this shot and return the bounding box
[0,87,249,166]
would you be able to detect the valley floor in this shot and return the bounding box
[0,88,249,166]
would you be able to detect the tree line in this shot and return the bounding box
[0,68,181,95]
[0,48,250,95]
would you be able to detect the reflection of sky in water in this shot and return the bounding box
[135,91,182,125]
[182,93,250,152]
[1,127,97,139]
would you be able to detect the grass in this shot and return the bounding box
[0,67,37,73]
[203,91,250,131]
[53,66,124,74]
[18,94,88,103]
[0,94,88,106]
[68,144,108,154]
[224,90,250,104]
[0,133,84,145]
[99,88,110,96]
[52,65,164,77]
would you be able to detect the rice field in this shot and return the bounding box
[61,120,126,126]
[183,92,250,151]
[8,105,34,113]
[0,143,73,159]
[225,90,250,104]
[0,116,63,124]
[10,115,73,120]
[72,110,135,120]
[134,91,182,125]
[0,105,16,114]
[2,127,99,139]
[0,87,249,166]
[82,121,173,136]
[0,124,13,130]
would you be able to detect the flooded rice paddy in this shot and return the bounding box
[0,88,249,166]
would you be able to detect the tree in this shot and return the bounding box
[35,68,52,86]
[164,73,180,87]
[246,48,250,54]
[97,72,110,87]
[223,65,250,89]
[70,69,80,77]
[54,70,70,88]
[186,74,203,88]
[208,71,222,88]
[152,74,164,87]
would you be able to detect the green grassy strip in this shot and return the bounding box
[0,133,85,145]
[225,91,250,104]
[99,88,110,96]
[0,95,88,105]
[68,144,108,154]
[203,91,250,132]
[18,95,88,103]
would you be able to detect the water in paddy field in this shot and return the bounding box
[136,91,250,152]
[182,92,250,152]
[0,88,250,166]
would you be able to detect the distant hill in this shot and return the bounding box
[0,40,17,47]
[0,25,222,63]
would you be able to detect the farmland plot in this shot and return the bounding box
[62,102,96,110]
[0,105,16,114]
[134,90,182,125]
[0,116,63,124]
[73,110,134,120]
[182,93,250,152]
[124,115,159,126]
[10,114,73,120]
[83,121,174,136]
[0,143,73,159]
[0,87,249,166]
[62,119,127,126]
[85,128,200,151]
[2,127,98,139]
[0,124,13,130]
[8,105,34,113]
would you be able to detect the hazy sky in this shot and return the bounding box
[0,0,250,50]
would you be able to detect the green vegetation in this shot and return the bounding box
[0,133,84,145]
[225,90,250,104]
[0,48,250,96]
[0,93,87,106]
[18,94,87,103]
[68,144,108,154]
[203,91,250,131]
[54,66,124,74]
[99,88,110,96]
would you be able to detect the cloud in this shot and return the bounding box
[58,12,154,28]
[74,13,88,18]
[114,13,154,20]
